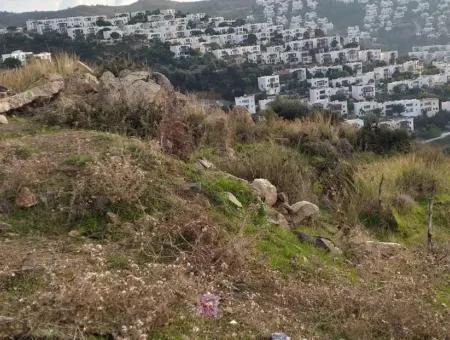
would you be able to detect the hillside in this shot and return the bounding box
[0,56,449,339]
[0,0,256,28]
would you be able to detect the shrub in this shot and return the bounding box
[356,125,412,154]
[268,97,312,120]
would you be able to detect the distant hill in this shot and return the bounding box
[0,0,257,27]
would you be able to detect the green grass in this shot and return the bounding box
[368,196,450,246]
[64,154,93,167]
[435,277,450,308]
[256,225,358,284]
[186,164,256,210]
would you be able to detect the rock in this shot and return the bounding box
[315,237,342,255]
[0,73,64,114]
[183,182,202,193]
[106,212,120,224]
[120,70,151,82]
[123,79,161,108]
[362,241,403,258]
[225,192,243,208]
[297,232,342,255]
[198,158,215,170]
[270,333,291,340]
[99,71,122,106]
[289,201,320,225]
[297,231,315,243]
[99,70,162,109]
[75,73,99,93]
[268,210,290,229]
[68,230,81,237]
[152,71,174,91]
[15,187,39,208]
[0,114,8,125]
[251,179,277,206]
[277,192,289,204]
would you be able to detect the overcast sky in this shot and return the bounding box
[1,0,194,13]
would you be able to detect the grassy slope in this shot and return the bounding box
[0,118,449,339]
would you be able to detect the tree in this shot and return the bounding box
[205,27,217,35]
[390,104,405,116]
[315,28,325,37]
[96,19,112,27]
[233,18,246,27]
[1,57,22,69]
[244,34,257,45]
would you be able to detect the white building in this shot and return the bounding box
[308,78,329,88]
[1,50,33,64]
[310,87,332,104]
[442,101,450,111]
[352,84,376,100]
[235,95,256,114]
[379,118,414,131]
[354,101,383,116]
[258,75,281,95]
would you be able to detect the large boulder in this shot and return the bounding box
[0,73,64,114]
[98,70,161,109]
[251,179,277,206]
[289,201,320,225]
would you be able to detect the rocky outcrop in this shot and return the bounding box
[98,71,162,109]
[0,74,64,114]
[251,178,277,206]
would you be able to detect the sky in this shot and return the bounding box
[1,0,194,13]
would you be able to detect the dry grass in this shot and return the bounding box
[0,53,82,92]
[354,146,450,210]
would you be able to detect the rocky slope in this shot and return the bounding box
[0,58,449,339]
